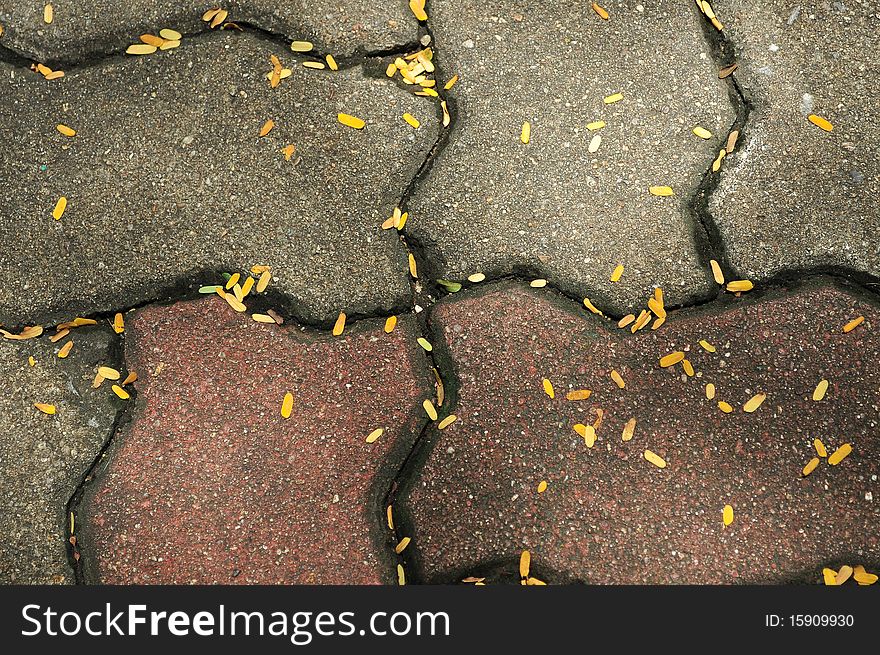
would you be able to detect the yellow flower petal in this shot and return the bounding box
[281,392,294,418]
[722,504,734,526]
[338,113,365,129]
[808,114,833,132]
[644,449,666,468]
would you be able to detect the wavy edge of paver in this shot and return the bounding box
[0,29,444,329]
[400,2,741,318]
[395,274,880,584]
[0,324,123,584]
[72,296,435,585]
[0,2,422,66]
[700,2,880,288]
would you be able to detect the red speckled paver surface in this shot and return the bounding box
[80,298,431,584]
[405,282,880,584]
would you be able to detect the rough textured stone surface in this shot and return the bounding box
[0,328,117,583]
[0,30,438,327]
[407,1,734,313]
[710,1,879,281]
[406,281,880,583]
[0,1,418,62]
[2,1,878,588]
[80,298,432,584]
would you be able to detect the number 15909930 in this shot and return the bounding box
[765,614,854,627]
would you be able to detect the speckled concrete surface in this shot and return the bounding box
[1,1,878,587]
[406,0,734,314]
[405,281,880,583]
[0,1,419,62]
[0,30,437,327]
[79,297,432,584]
[710,0,879,281]
[0,327,118,583]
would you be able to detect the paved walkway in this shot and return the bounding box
[0,1,877,585]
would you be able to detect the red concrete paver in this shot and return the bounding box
[406,281,880,583]
[80,298,431,584]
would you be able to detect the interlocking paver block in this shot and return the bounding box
[80,298,431,584]
[407,282,880,583]
[407,1,735,312]
[0,1,418,62]
[710,1,879,281]
[0,30,438,327]
[0,328,117,583]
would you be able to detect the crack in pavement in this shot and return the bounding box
[0,321,119,583]
[0,21,424,73]
[14,267,414,337]
[0,0,424,68]
[63,327,134,583]
[688,12,753,287]
[379,7,461,583]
